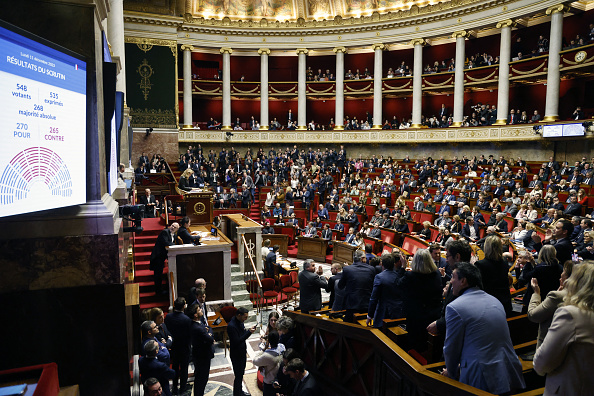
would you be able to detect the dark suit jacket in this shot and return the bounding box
[150,228,174,270]
[461,224,480,241]
[164,310,192,356]
[475,258,513,315]
[138,356,175,396]
[537,238,573,266]
[227,317,251,356]
[178,226,200,245]
[265,251,277,278]
[369,228,381,239]
[179,177,192,191]
[191,321,215,360]
[368,268,406,327]
[293,372,321,396]
[321,229,332,240]
[338,261,376,311]
[298,270,328,313]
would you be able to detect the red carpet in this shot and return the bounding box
[133,217,169,311]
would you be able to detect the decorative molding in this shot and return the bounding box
[545,4,570,15]
[124,37,177,56]
[409,38,427,46]
[257,48,271,55]
[178,125,578,144]
[220,47,233,54]
[371,43,386,51]
[180,44,194,51]
[496,19,516,28]
[296,48,309,55]
[451,30,469,39]
[333,46,347,53]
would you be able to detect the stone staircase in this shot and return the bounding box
[230,263,261,328]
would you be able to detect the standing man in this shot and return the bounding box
[139,188,158,218]
[164,297,192,395]
[150,222,179,295]
[366,253,406,328]
[285,358,321,395]
[338,250,376,322]
[298,259,328,314]
[189,303,215,396]
[228,307,256,396]
[533,219,574,265]
[139,342,175,396]
[442,263,525,394]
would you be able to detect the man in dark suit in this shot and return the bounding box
[285,358,321,395]
[346,209,360,231]
[366,254,406,328]
[228,307,256,396]
[265,245,283,279]
[139,341,175,396]
[493,213,509,233]
[460,217,480,242]
[533,219,574,265]
[333,219,344,233]
[321,224,333,240]
[188,302,215,396]
[325,264,342,309]
[139,188,158,218]
[298,259,328,314]
[164,297,192,395]
[150,222,179,295]
[369,224,382,239]
[344,228,356,244]
[564,195,582,216]
[177,217,201,245]
[338,250,376,322]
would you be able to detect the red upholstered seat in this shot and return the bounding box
[261,278,278,310]
[290,271,300,289]
[220,305,238,323]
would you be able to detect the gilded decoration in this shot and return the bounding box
[195,0,296,19]
[130,108,177,128]
[125,0,498,36]
[137,59,154,100]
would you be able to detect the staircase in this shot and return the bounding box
[249,189,261,222]
[231,263,260,328]
[133,218,170,311]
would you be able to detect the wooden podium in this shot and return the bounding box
[185,191,214,225]
[333,241,358,265]
[297,236,328,263]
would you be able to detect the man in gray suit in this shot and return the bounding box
[442,263,525,394]
[298,259,328,314]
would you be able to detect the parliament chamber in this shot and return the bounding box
[1,0,594,395]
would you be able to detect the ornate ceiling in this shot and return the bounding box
[124,0,455,22]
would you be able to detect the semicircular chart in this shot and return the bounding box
[0,147,73,205]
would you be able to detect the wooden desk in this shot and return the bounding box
[262,234,289,257]
[333,241,358,265]
[222,214,263,272]
[167,225,233,307]
[297,236,329,262]
[208,312,229,356]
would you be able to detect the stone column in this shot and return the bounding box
[372,43,385,129]
[334,47,346,130]
[451,31,468,127]
[258,48,270,130]
[410,38,426,128]
[544,4,568,122]
[494,20,514,125]
[181,45,194,128]
[220,47,233,131]
[296,48,308,130]
[107,0,126,96]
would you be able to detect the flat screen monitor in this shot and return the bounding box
[562,123,585,137]
[542,124,563,138]
[542,123,585,138]
[0,21,87,218]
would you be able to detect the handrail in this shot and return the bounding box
[242,234,262,289]
[169,270,176,305]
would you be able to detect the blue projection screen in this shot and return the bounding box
[0,22,87,217]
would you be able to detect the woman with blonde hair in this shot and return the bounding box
[178,168,194,191]
[414,221,432,240]
[475,235,513,315]
[398,249,442,352]
[534,262,594,395]
[577,188,588,205]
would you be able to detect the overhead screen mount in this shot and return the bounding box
[0,20,87,218]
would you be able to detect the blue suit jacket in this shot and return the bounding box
[444,288,525,394]
[138,356,175,396]
[338,261,376,311]
[367,268,406,327]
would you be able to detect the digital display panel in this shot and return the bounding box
[0,22,86,217]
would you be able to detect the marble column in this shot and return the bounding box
[296,48,308,130]
[494,20,514,125]
[410,38,426,128]
[258,48,270,130]
[372,43,385,129]
[107,0,126,96]
[544,4,568,122]
[181,45,194,128]
[220,47,233,131]
[451,31,468,127]
[334,47,346,130]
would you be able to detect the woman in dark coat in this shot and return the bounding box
[474,235,513,316]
